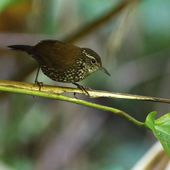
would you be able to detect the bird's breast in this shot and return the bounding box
[40,61,88,83]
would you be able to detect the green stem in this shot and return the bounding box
[0,82,144,127]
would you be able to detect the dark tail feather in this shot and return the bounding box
[8,45,33,54]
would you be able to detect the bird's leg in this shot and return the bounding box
[34,66,43,91]
[73,92,78,99]
[73,83,90,96]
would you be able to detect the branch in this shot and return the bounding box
[0,80,170,126]
[66,0,139,43]
[0,80,145,127]
[1,80,169,104]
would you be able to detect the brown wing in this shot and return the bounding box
[32,40,81,70]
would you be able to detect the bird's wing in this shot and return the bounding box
[32,40,81,70]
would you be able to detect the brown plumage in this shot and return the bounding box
[8,40,110,85]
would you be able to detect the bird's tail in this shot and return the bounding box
[8,45,33,54]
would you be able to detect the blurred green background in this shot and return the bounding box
[0,0,170,169]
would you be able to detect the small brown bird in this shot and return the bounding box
[8,40,110,94]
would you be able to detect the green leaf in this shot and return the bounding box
[145,111,170,156]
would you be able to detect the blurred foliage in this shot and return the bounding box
[78,0,118,21]
[139,0,170,52]
[0,0,31,32]
[0,0,16,12]
[0,0,170,170]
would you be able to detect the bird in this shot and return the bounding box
[8,40,110,95]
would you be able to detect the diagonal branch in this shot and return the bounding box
[66,0,139,43]
[0,80,146,127]
[0,80,169,104]
[0,80,170,127]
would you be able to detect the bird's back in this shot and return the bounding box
[33,40,82,70]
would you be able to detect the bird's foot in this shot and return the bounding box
[73,83,90,97]
[34,81,43,91]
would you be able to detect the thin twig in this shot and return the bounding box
[0,80,144,127]
[0,80,170,126]
[0,80,169,104]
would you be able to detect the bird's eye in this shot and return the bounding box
[91,58,96,64]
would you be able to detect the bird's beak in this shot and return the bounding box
[100,67,111,76]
